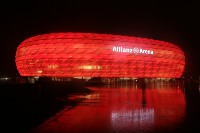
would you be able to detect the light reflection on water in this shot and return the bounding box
[34,81,186,133]
[111,108,155,132]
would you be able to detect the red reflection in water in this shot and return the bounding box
[34,82,186,133]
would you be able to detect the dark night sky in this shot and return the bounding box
[1,0,200,77]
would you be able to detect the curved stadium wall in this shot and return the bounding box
[15,32,185,78]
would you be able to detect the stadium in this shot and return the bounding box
[15,32,185,81]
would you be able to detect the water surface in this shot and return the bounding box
[32,81,189,133]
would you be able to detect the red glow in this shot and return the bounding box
[33,85,186,132]
[15,32,185,78]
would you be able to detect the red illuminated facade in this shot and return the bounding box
[15,32,185,78]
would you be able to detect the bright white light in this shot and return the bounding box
[37,70,43,73]
[79,65,101,70]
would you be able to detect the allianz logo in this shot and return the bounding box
[112,46,154,55]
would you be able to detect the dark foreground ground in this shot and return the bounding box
[183,81,200,133]
[0,81,93,133]
[0,80,200,133]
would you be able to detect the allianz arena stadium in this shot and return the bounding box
[15,32,185,78]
